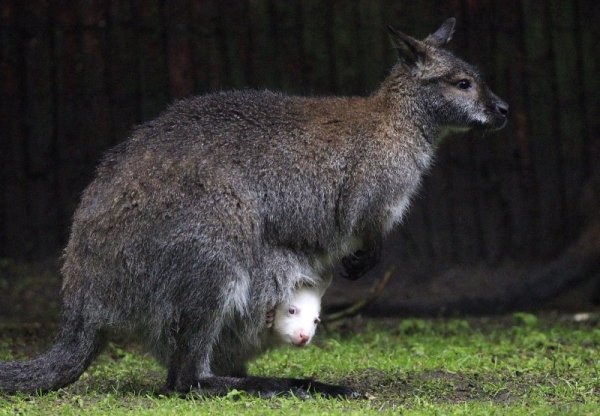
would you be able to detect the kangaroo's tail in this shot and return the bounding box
[0,314,103,393]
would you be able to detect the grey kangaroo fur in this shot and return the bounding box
[0,18,507,397]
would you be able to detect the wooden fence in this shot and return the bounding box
[1,0,598,264]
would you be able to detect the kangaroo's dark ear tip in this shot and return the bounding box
[387,25,399,35]
[440,17,457,33]
[424,17,457,47]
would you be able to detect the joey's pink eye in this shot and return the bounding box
[288,307,296,315]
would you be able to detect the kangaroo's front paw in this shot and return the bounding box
[266,309,275,328]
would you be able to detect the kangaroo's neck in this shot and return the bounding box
[372,81,440,148]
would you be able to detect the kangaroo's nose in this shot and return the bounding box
[495,101,509,117]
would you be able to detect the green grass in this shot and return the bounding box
[0,314,598,415]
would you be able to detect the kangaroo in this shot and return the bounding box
[0,18,507,397]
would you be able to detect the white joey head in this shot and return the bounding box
[269,276,331,347]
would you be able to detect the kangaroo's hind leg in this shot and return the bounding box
[160,247,253,392]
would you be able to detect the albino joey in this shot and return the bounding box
[267,276,330,347]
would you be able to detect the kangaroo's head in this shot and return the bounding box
[384,18,508,136]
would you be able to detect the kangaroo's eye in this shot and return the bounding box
[314,318,321,325]
[456,79,472,90]
[288,307,296,315]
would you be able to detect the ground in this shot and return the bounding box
[0,313,598,415]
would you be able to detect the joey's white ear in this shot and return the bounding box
[317,274,333,297]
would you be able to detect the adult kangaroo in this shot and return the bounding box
[0,18,507,397]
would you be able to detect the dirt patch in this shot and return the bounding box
[342,369,524,404]
[0,322,59,359]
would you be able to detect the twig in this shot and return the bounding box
[324,266,395,322]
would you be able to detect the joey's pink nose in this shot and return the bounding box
[296,333,309,346]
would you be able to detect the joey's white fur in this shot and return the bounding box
[269,276,331,347]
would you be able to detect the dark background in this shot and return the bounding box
[1,0,599,317]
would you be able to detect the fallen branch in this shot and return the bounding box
[324,266,395,322]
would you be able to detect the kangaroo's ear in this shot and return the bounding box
[423,17,456,47]
[388,26,426,69]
